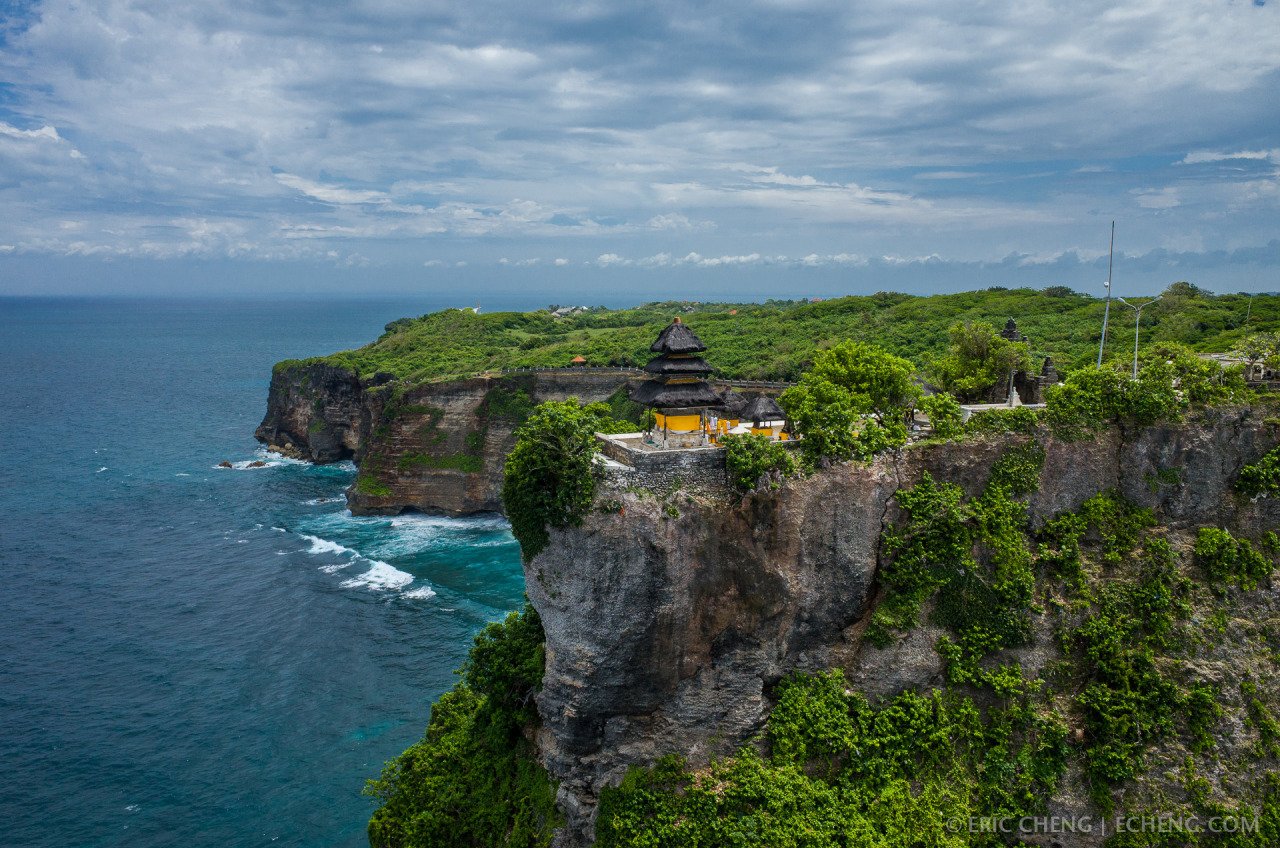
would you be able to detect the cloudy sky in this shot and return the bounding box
[2,0,1278,299]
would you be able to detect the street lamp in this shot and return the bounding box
[1116,295,1161,379]
[1096,221,1115,369]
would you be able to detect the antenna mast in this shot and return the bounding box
[1096,221,1115,368]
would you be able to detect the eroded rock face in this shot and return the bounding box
[254,363,369,462]
[527,409,1280,846]
[255,366,632,515]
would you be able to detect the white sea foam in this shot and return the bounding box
[402,585,438,600]
[215,458,282,470]
[301,534,357,557]
[342,561,414,591]
[96,466,109,473]
[175,472,190,477]
[319,562,350,573]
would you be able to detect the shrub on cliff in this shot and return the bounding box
[502,398,614,561]
[366,604,558,848]
[779,341,918,465]
[722,432,797,493]
[919,391,964,440]
[1043,344,1243,438]
[595,670,1067,847]
[1238,446,1280,498]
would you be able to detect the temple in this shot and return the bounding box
[630,317,723,448]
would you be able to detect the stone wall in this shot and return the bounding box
[597,436,730,496]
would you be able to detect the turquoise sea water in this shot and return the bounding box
[0,298,535,847]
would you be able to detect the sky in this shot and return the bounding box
[1,0,1279,301]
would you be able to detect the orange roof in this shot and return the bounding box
[570,355,587,363]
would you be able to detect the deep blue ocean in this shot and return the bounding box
[0,297,540,848]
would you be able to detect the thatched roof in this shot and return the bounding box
[719,389,748,416]
[630,379,724,409]
[742,394,784,423]
[643,353,712,376]
[650,317,707,354]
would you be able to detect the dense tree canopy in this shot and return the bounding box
[779,341,918,465]
[281,287,1280,385]
[928,321,1032,402]
[501,399,613,560]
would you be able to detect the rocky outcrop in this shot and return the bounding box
[255,362,375,462]
[255,364,634,515]
[526,408,1280,846]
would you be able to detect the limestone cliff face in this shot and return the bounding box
[255,364,632,515]
[526,408,1280,846]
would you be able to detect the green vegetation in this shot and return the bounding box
[919,392,965,440]
[928,321,1032,402]
[1238,446,1280,498]
[779,340,917,466]
[282,287,1280,385]
[721,433,799,493]
[868,441,1045,689]
[596,670,1067,848]
[366,604,559,848]
[963,405,1039,436]
[1194,527,1277,591]
[501,399,628,561]
[355,475,393,497]
[1066,537,1198,806]
[1042,343,1243,439]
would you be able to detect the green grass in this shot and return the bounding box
[278,286,1280,384]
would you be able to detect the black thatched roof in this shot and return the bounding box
[644,353,713,376]
[630,379,724,409]
[650,317,707,354]
[742,394,784,423]
[719,389,748,416]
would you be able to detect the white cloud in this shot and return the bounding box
[275,173,388,205]
[1133,187,1181,209]
[0,122,63,142]
[0,0,1277,273]
[1180,149,1280,165]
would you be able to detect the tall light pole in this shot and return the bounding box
[1096,221,1115,368]
[1117,295,1161,379]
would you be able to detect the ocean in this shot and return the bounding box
[0,297,537,847]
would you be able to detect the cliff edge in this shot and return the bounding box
[527,408,1280,846]
[255,363,633,515]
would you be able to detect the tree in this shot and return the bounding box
[780,341,918,465]
[928,321,1032,403]
[920,392,964,440]
[1237,332,1280,375]
[722,433,798,493]
[501,399,603,561]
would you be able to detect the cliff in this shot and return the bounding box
[526,408,1280,846]
[255,364,633,515]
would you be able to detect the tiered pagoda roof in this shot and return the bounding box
[630,317,722,410]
